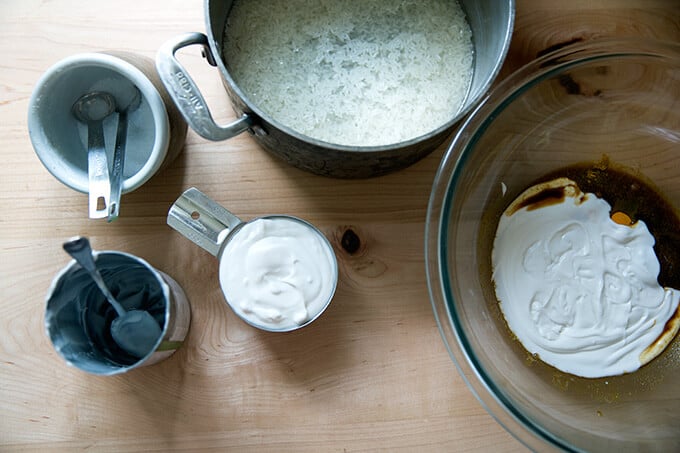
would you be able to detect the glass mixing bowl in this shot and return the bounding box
[425,38,680,452]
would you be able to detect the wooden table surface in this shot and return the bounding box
[1,1,678,451]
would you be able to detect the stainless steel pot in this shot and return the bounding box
[156,0,514,178]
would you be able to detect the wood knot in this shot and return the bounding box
[341,228,361,255]
[332,225,387,279]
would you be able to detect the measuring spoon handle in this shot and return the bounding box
[62,237,126,317]
[87,118,111,219]
[108,110,127,221]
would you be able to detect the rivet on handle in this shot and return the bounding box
[167,187,242,257]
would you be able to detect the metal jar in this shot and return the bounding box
[156,0,514,178]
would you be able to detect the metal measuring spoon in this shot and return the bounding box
[108,87,142,222]
[62,237,162,358]
[72,92,116,219]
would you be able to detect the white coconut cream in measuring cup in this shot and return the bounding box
[168,187,337,331]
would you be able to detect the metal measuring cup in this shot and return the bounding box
[45,249,191,375]
[167,187,338,332]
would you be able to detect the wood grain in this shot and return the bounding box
[1,1,678,451]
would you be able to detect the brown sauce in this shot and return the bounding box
[512,187,567,213]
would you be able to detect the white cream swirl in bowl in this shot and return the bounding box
[492,178,680,378]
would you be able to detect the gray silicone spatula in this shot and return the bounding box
[62,236,162,358]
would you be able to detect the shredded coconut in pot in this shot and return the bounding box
[223,0,473,147]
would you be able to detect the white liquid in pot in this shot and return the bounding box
[223,0,473,147]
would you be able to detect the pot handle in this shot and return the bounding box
[167,187,242,257]
[156,32,253,141]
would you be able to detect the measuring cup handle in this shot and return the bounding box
[167,187,242,257]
